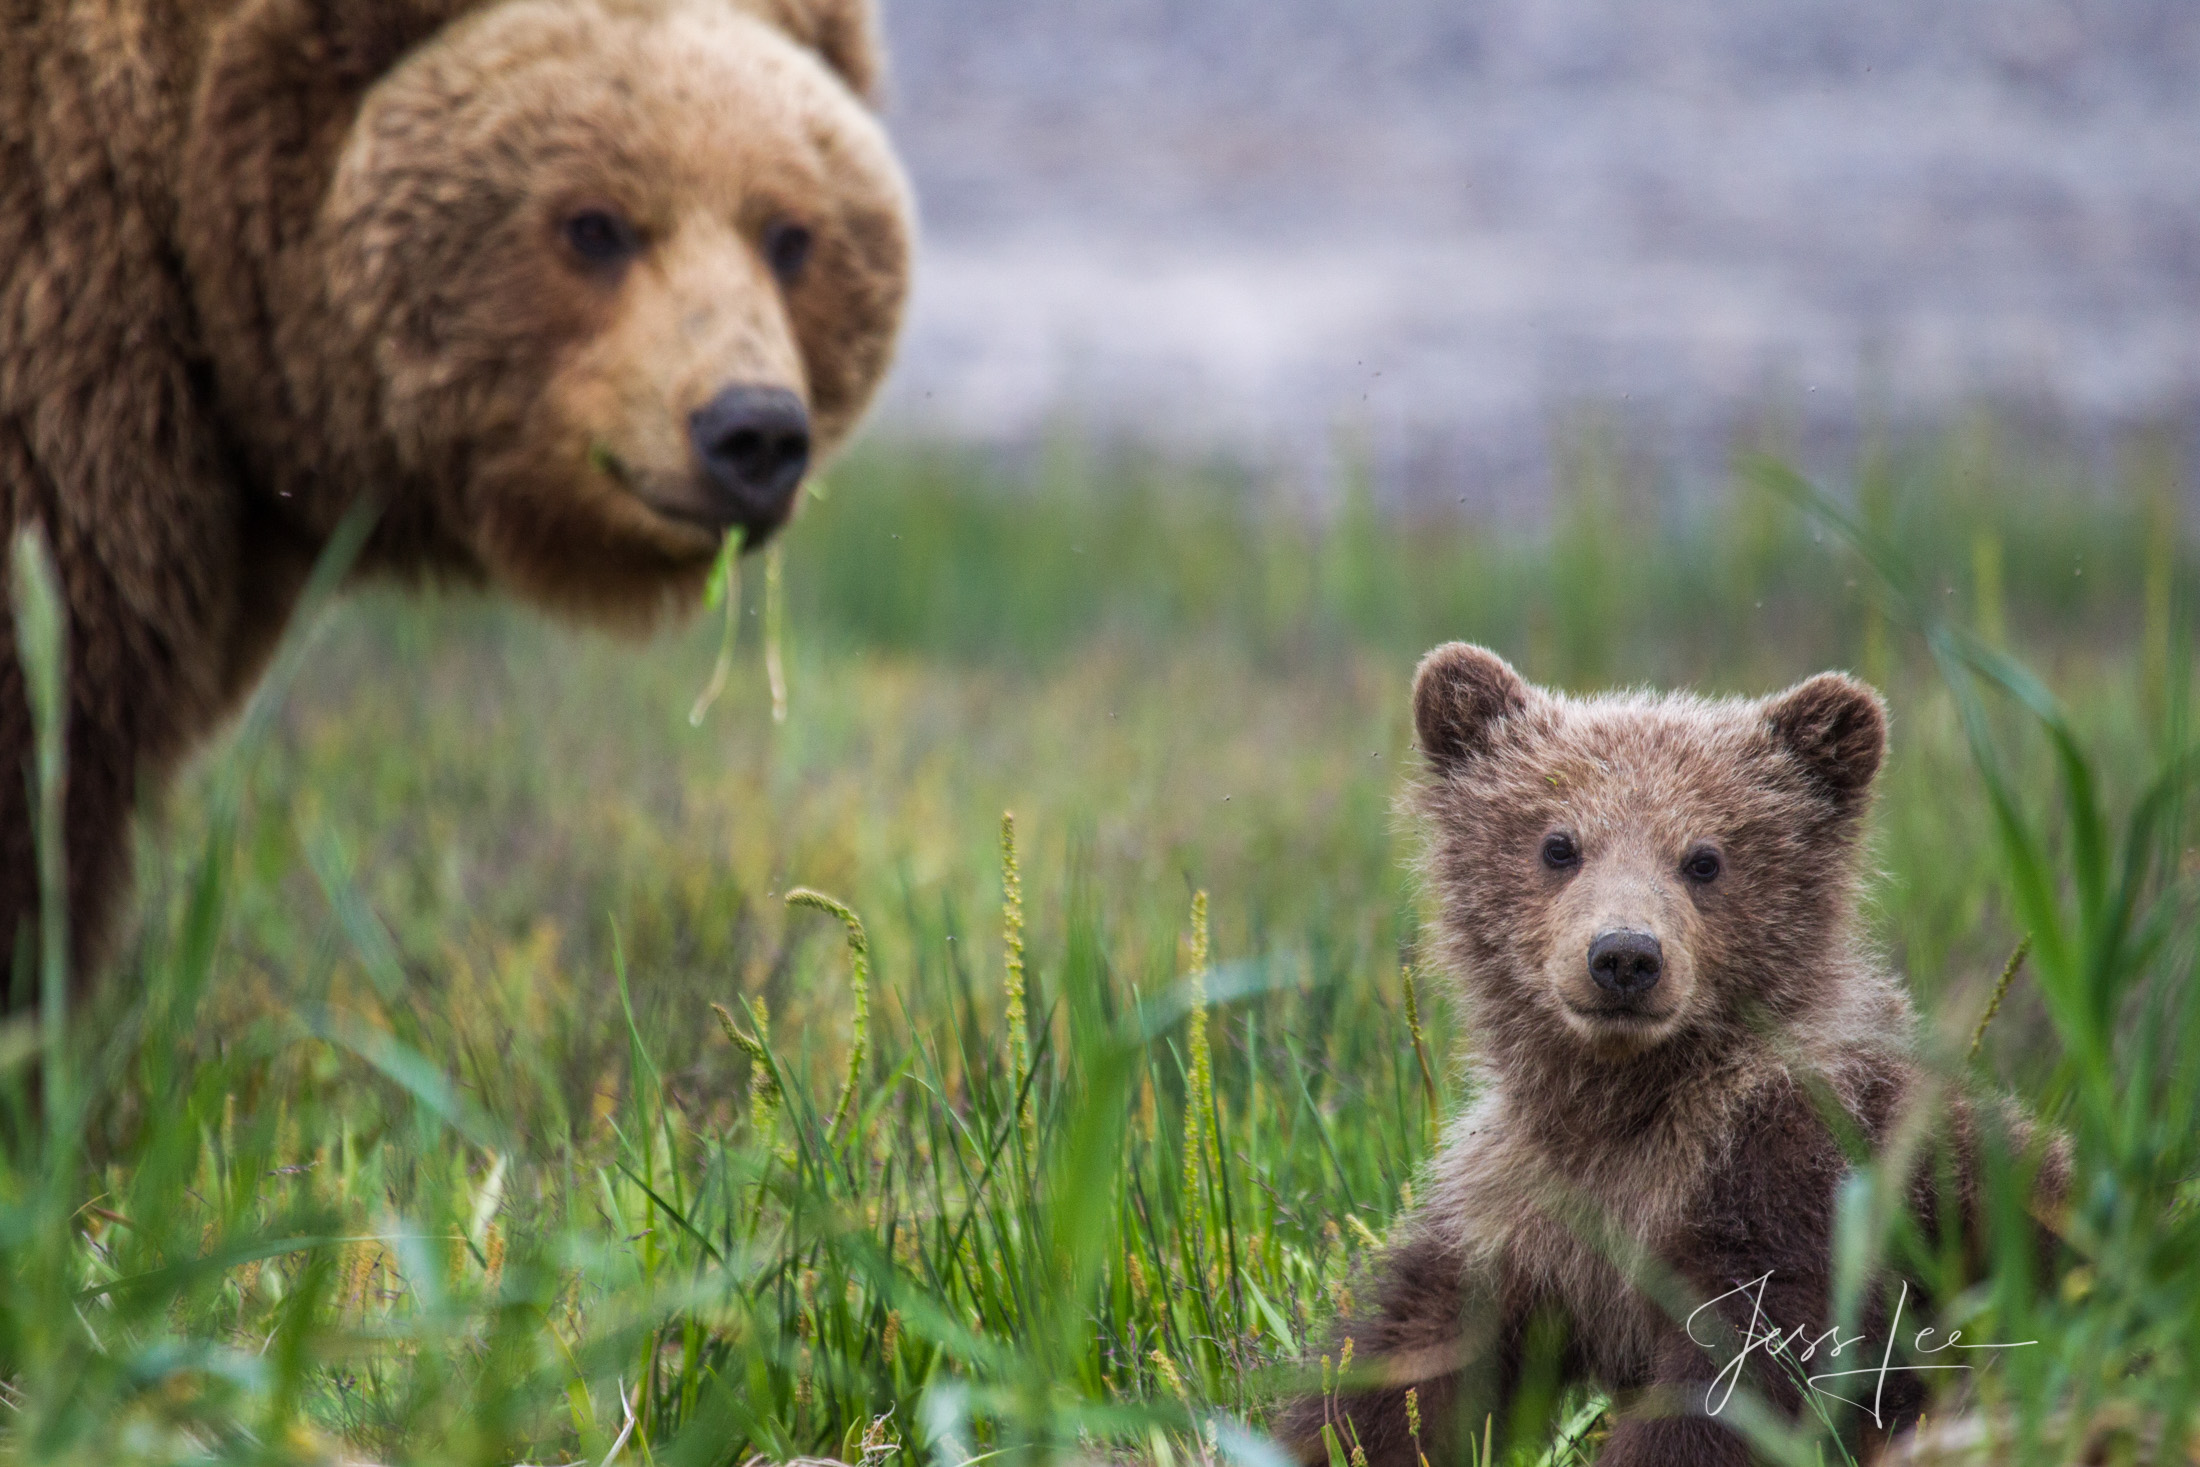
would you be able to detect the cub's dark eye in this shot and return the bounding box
[1540,832,1581,870]
[764,220,813,284]
[1682,846,1724,884]
[563,208,640,265]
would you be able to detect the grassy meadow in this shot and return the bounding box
[1,417,2195,1464]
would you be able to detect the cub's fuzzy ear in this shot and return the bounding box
[1414,643,1531,775]
[740,0,884,101]
[1765,671,1887,799]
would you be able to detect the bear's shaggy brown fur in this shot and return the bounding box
[1276,645,2063,1467]
[0,0,912,988]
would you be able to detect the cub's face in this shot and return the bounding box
[1412,645,1887,1061]
[320,0,911,613]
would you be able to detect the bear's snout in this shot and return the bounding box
[689,384,812,533]
[1587,929,1663,997]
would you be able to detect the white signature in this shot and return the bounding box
[1685,1273,2036,1426]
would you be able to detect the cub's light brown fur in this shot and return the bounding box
[1276,645,2063,1467]
[0,0,910,989]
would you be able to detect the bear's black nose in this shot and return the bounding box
[689,384,811,530]
[1588,929,1663,996]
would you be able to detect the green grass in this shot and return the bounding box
[0,416,2193,1464]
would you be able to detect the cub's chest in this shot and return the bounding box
[1495,1203,1671,1385]
[1444,1109,1724,1386]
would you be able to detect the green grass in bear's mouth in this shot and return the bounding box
[587,439,628,483]
[2,417,2193,1465]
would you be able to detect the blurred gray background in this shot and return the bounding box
[866,0,2200,506]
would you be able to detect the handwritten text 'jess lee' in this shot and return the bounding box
[1686,1274,2036,1426]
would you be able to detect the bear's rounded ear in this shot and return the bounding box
[1414,643,1532,776]
[202,0,470,112]
[1765,672,1887,800]
[745,0,884,102]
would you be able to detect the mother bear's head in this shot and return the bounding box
[183,0,912,619]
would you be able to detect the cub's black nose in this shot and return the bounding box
[1588,929,1664,996]
[689,384,810,529]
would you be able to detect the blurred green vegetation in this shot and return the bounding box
[0,415,2193,1464]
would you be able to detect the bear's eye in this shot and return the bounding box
[1540,831,1581,870]
[1682,846,1724,884]
[764,220,813,284]
[563,208,640,266]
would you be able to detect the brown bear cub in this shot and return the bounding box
[2,0,911,990]
[1277,645,2060,1466]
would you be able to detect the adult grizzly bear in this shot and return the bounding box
[0,0,912,989]
[1278,645,2064,1466]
